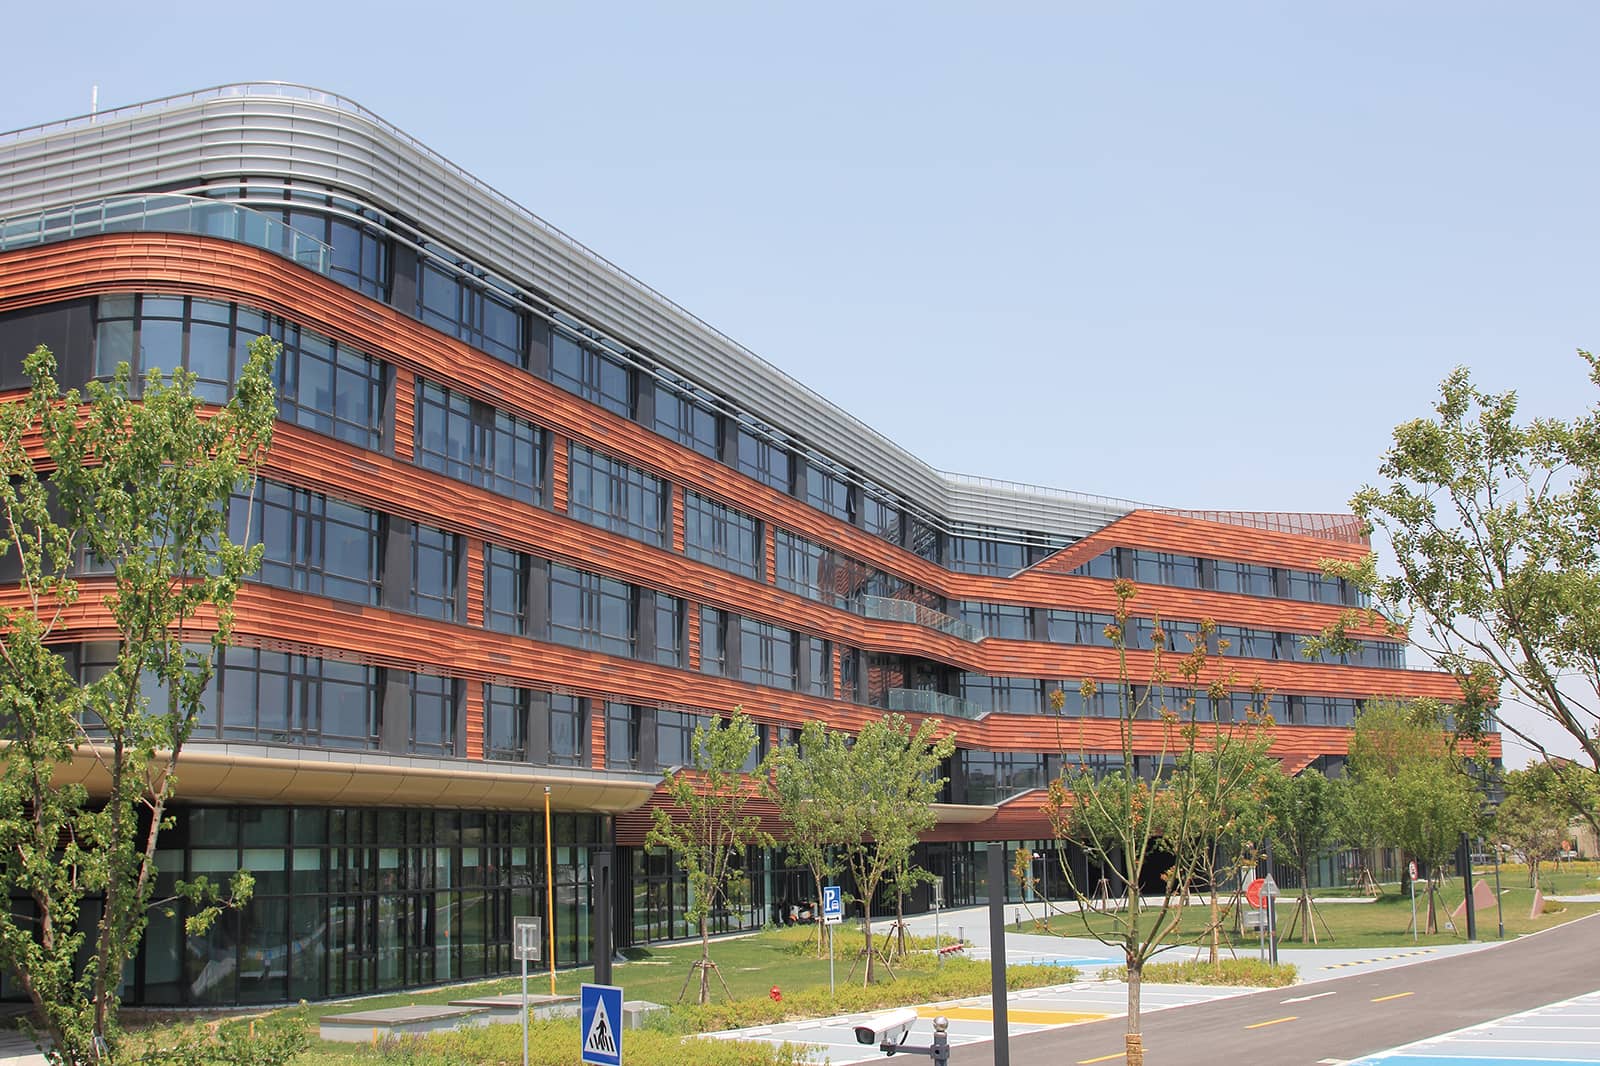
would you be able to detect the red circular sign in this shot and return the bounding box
[1245,877,1266,909]
[1408,860,1418,881]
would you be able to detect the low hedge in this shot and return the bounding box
[670,958,1074,1032]
[375,1020,811,1066]
[1107,958,1297,987]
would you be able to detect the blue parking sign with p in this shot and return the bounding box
[581,983,623,1065]
[822,884,843,925]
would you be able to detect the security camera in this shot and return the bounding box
[854,1006,919,1049]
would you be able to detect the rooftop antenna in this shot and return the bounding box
[90,85,98,123]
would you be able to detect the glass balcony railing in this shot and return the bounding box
[855,594,985,643]
[887,687,987,721]
[0,194,331,274]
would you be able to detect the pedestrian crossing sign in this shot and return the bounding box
[580,983,623,1065]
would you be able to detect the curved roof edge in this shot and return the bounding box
[0,84,1346,544]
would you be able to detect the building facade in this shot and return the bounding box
[0,84,1492,1006]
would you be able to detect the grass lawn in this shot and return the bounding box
[1029,863,1600,950]
[120,924,1070,1066]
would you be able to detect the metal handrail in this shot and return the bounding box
[887,688,987,721]
[0,193,330,273]
[855,594,986,643]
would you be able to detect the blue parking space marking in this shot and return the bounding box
[1346,988,1600,1066]
[1344,1049,1593,1056]
[1036,956,1118,968]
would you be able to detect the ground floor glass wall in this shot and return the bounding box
[111,805,608,1007]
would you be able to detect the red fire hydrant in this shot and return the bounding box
[769,986,782,1002]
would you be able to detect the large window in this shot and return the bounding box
[93,295,389,451]
[409,673,458,757]
[805,461,854,523]
[567,444,668,546]
[409,524,461,621]
[484,546,531,636]
[207,647,379,750]
[235,186,392,300]
[655,708,707,770]
[605,703,641,770]
[417,259,525,366]
[735,426,791,492]
[862,494,901,545]
[653,382,720,459]
[548,563,634,658]
[739,617,798,691]
[1045,610,1118,647]
[959,675,1043,715]
[958,601,1031,640]
[1213,559,1275,597]
[774,530,833,605]
[230,480,382,606]
[548,694,586,766]
[683,492,762,580]
[699,607,727,676]
[652,594,686,668]
[415,381,545,503]
[95,294,249,403]
[550,331,632,418]
[947,532,1027,576]
[483,684,528,761]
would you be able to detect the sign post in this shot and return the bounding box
[1262,875,1279,965]
[932,881,944,967]
[513,916,542,1066]
[1408,860,1419,942]
[580,983,623,1066]
[822,885,842,995]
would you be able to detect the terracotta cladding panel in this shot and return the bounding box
[465,538,485,627]
[687,602,702,670]
[671,490,686,553]
[1,237,1369,621]
[0,236,1456,721]
[392,369,416,459]
[1034,511,1369,577]
[591,703,606,771]
[464,680,485,760]
[551,434,570,513]
[765,527,776,584]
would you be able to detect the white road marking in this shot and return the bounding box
[1283,991,1337,1003]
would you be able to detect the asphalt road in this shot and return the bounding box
[952,913,1600,1065]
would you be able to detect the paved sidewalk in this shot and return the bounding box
[0,1030,45,1066]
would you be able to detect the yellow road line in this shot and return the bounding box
[918,1006,1108,1025]
[1077,1054,1124,1064]
[1245,1015,1298,1029]
[1372,992,1414,1003]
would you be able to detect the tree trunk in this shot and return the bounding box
[1208,882,1220,970]
[1529,859,1540,892]
[895,890,906,958]
[1125,958,1145,1066]
[862,892,875,985]
[814,871,826,956]
[699,915,711,1006]
[1424,879,1438,935]
[1299,861,1314,944]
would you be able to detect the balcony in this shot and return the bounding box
[855,594,985,643]
[0,194,331,274]
[887,688,987,721]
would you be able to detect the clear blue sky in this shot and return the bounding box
[2,2,1594,762]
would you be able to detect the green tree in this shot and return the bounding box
[833,714,954,986]
[1170,679,1277,968]
[1045,582,1265,1066]
[644,710,772,1005]
[763,719,848,956]
[1325,356,1600,777]
[1346,701,1482,934]
[1496,765,1576,889]
[0,341,278,1065]
[1265,769,1341,943]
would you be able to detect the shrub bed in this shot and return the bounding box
[1107,958,1297,987]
